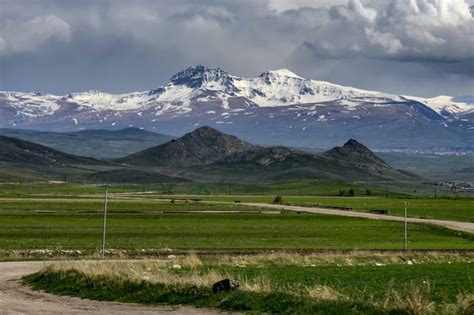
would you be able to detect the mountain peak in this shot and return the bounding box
[343,138,366,150]
[262,69,302,79]
[324,138,389,167]
[192,125,219,132]
[342,139,381,158]
[182,126,228,141]
[118,126,256,167]
[169,65,232,88]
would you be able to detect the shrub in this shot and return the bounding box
[348,188,355,196]
[338,189,346,196]
[366,189,373,196]
[273,195,283,204]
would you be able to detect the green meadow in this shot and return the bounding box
[0,181,472,253]
[1,202,473,252]
[25,256,474,314]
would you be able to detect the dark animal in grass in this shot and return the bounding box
[212,278,240,293]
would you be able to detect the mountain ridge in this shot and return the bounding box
[0,134,104,166]
[0,125,422,183]
[2,65,471,115]
[1,65,472,150]
[118,126,420,182]
[0,127,173,159]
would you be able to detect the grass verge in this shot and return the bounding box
[23,254,474,314]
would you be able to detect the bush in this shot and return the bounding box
[273,195,283,204]
[338,189,346,196]
[348,188,355,196]
[366,189,373,196]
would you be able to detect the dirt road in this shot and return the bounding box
[0,261,221,315]
[241,202,474,234]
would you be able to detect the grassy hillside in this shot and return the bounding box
[117,127,420,183]
[0,128,173,159]
[0,127,426,185]
[0,135,103,166]
[0,135,116,183]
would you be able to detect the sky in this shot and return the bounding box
[0,0,473,97]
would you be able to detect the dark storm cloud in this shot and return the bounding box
[0,0,473,97]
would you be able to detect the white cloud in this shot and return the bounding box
[0,0,472,97]
[305,0,474,62]
[267,0,347,12]
[0,15,71,55]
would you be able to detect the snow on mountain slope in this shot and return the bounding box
[231,69,391,107]
[0,65,471,120]
[67,91,150,111]
[0,92,61,118]
[154,66,396,108]
[402,95,474,117]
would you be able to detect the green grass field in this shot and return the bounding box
[2,181,472,314]
[148,195,472,222]
[24,256,474,314]
[1,179,470,198]
[1,202,473,251]
[279,197,474,222]
[0,180,389,196]
[0,182,472,253]
[1,180,472,222]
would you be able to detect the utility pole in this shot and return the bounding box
[404,201,408,253]
[101,185,109,257]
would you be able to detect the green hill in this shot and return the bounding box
[0,135,103,166]
[116,126,256,166]
[117,126,420,182]
[0,128,173,159]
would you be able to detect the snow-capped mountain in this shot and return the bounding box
[401,95,474,117]
[0,65,472,149]
[156,65,394,108]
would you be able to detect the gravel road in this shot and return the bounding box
[0,261,222,315]
[241,202,474,234]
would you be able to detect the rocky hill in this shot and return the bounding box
[117,126,257,166]
[118,126,419,182]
